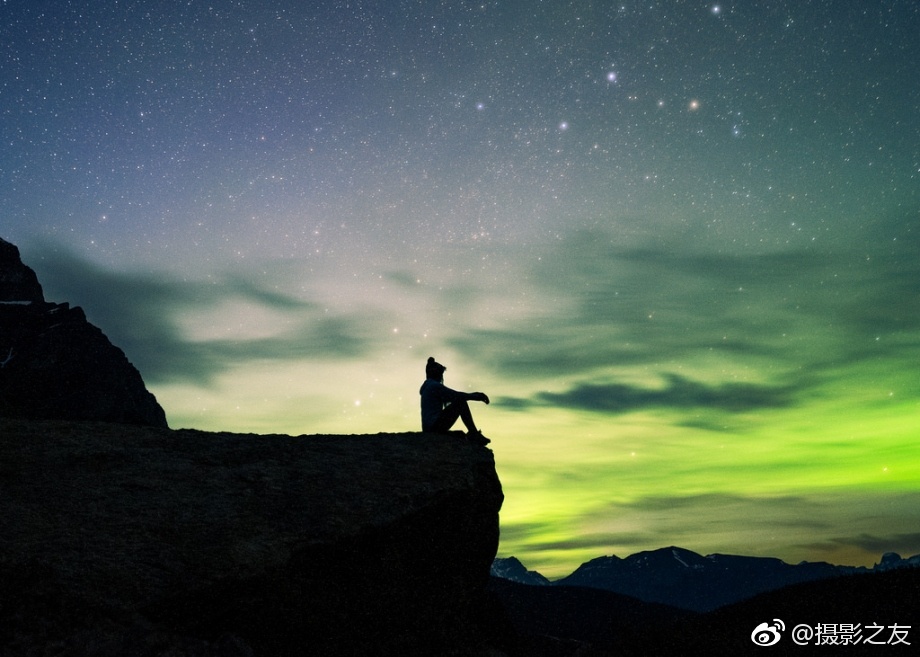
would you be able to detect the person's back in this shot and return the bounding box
[419,378,449,431]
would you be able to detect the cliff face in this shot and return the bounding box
[0,419,504,656]
[0,237,167,427]
[0,238,44,303]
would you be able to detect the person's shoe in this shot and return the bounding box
[467,430,490,445]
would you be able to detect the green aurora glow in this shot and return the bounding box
[4,1,919,577]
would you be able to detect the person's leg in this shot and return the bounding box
[431,403,459,432]
[433,400,478,433]
[454,400,478,433]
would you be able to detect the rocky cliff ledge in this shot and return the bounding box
[0,419,504,656]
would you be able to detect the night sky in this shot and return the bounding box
[3,1,919,577]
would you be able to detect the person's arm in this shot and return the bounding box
[442,385,489,405]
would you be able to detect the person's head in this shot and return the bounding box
[426,356,446,381]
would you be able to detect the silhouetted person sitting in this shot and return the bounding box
[420,356,490,445]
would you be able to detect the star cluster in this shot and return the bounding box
[5,1,914,263]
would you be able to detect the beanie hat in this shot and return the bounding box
[426,356,446,379]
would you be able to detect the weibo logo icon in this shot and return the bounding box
[751,619,785,647]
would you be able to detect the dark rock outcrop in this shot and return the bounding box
[0,238,44,303]
[0,419,504,656]
[0,237,167,427]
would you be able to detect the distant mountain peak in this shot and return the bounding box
[495,547,920,612]
[491,556,550,586]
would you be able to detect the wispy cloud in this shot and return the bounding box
[831,533,920,556]
[505,374,802,414]
[449,226,920,411]
[29,245,386,384]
